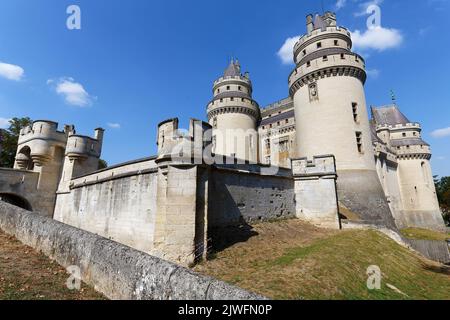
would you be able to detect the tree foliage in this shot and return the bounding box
[0,117,33,168]
[98,159,108,170]
[434,176,450,226]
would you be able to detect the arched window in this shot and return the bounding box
[15,146,34,170]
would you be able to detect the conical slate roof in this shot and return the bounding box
[224,60,241,77]
[372,105,411,126]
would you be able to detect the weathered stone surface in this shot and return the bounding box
[0,201,264,300]
[208,166,295,227]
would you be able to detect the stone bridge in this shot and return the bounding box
[0,168,42,213]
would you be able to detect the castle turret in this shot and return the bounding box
[14,120,69,216]
[289,12,395,227]
[372,105,445,230]
[206,60,260,163]
[58,128,104,192]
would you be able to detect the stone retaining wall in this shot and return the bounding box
[0,201,263,300]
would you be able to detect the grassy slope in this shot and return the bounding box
[195,220,450,300]
[400,228,450,241]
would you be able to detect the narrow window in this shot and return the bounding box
[285,119,289,124]
[341,53,345,59]
[213,117,217,129]
[352,103,359,123]
[303,50,306,56]
[323,55,328,61]
[306,61,311,67]
[230,97,234,101]
[227,86,230,90]
[356,132,363,153]
[334,40,338,46]
[217,89,220,93]
[277,121,281,126]
[317,42,322,48]
[238,86,242,91]
[402,133,407,137]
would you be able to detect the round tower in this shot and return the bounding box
[206,60,260,162]
[289,12,394,227]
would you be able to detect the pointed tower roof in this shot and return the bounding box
[224,59,241,77]
[371,105,411,126]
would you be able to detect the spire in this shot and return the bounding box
[224,59,242,77]
[390,90,397,105]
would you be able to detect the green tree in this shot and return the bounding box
[434,176,450,226]
[98,159,108,170]
[0,117,33,168]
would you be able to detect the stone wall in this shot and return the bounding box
[0,168,42,212]
[54,157,159,255]
[208,164,295,227]
[407,239,450,264]
[0,201,263,300]
[292,156,340,229]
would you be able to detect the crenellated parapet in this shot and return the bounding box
[65,129,103,161]
[156,118,212,164]
[292,155,337,178]
[15,120,71,168]
[289,54,366,96]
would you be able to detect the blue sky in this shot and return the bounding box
[0,0,449,176]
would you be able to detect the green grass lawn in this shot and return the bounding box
[400,228,450,242]
[195,221,450,300]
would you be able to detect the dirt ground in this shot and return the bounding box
[0,230,105,300]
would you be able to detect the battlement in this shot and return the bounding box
[291,155,336,177]
[296,26,351,50]
[65,132,102,160]
[157,118,212,163]
[18,120,68,146]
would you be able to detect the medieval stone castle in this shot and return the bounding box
[0,12,446,266]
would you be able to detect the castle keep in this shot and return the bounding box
[0,12,445,266]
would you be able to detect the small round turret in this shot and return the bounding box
[206,60,260,162]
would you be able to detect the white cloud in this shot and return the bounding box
[351,26,403,51]
[277,35,300,65]
[0,62,24,81]
[431,127,450,138]
[49,77,94,107]
[336,0,347,10]
[0,117,11,129]
[107,123,121,129]
[366,68,380,78]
